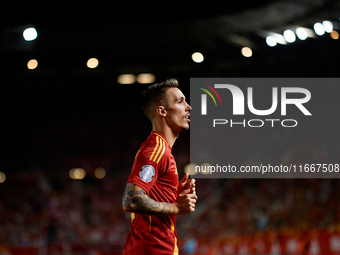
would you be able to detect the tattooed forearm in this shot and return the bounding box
[122,183,176,215]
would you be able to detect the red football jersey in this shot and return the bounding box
[123,131,179,255]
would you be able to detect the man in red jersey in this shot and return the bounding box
[122,79,197,255]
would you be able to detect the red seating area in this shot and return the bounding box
[1,170,340,254]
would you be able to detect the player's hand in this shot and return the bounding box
[175,186,198,215]
[178,173,196,196]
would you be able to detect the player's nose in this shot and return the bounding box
[186,102,192,111]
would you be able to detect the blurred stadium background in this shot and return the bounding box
[1,1,340,254]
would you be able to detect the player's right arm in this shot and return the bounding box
[122,183,197,215]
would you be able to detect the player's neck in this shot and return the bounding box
[152,124,178,148]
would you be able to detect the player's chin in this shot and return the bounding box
[176,122,190,132]
[182,123,190,131]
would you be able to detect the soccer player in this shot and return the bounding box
[122,79,197,255]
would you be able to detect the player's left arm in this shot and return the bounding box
[122,183,178,215]
[122,182,197,215]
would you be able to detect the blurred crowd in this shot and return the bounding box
[1,168,340,254]
[0,170,127,254]
[178,178,340,252]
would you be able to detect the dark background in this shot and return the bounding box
[1,0,339,173]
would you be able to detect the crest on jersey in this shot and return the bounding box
[139,165,155,183]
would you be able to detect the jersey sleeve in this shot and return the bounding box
[127,137,167,193]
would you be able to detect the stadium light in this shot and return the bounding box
[192,52,204,63]
[283,29,296,43]
[314,22,325,36]
[296,28,308,40]
[322,20,333,33]
[184,164,197,175]
[87,58,99,68]
[94,167,106,179]
[69,168,86,180]
[266,36,277,47]
[137,73,156,84]
[23,27,38,41]
[272,33,287,45]
[0,172,6,183]
[27,59,38,70]
[331,30,339,40]
[117,74,136,84]
[241,47,252,57]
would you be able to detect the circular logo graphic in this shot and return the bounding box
[139,165,155,183]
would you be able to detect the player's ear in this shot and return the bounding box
[156,106,167,117]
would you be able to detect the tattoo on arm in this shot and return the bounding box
[122,183,175,215]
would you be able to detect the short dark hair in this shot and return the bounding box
[141,78,179,119]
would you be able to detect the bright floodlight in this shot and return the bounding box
[241,47,252,57]
[87,58,99,68]
[269,33,287,45]
[283,29,296,43]
[137,73,156,84]
[23,27,38,41]
[0,172,6,183]
[184,164,197,176]
[322,21,333,33]
[192,52,204,63]
[27,59,38,70]
[296,28,308,40]
[266,36,277,47]
[69,168,86,180]
[330,30,339,40]
[94,167,106,179]
[117,74,136,84]
[314,22,325,36]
